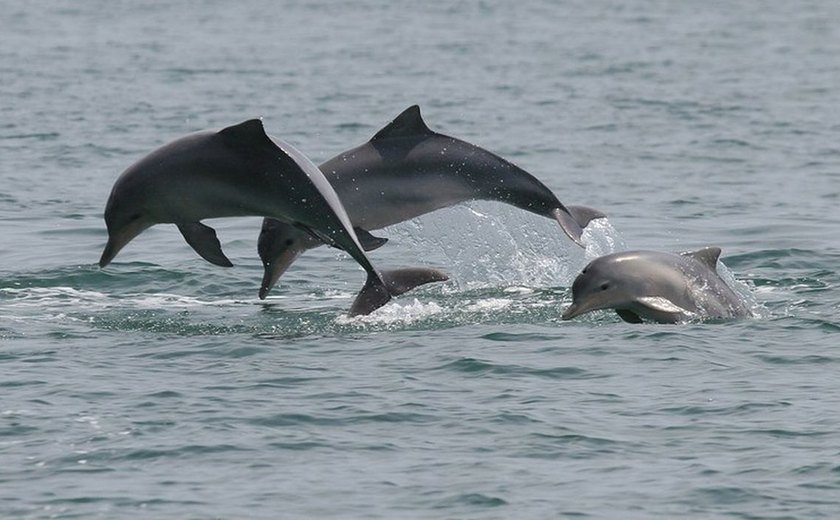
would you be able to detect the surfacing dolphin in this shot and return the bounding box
[99,119,448,316]
[257,105,606,299]
[562,247,751,323]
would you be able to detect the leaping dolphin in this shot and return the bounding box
[257,105,606,299]
[99,119,448,316]
[561,247,751,323]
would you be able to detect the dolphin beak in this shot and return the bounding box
[98,222,148,268]
[561,302,584,320]
[99,235,125,268]
[562,293,620,321]
[258,247,304,299]
[553,208,585,248]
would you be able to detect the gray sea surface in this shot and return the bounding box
[1,1,839,518]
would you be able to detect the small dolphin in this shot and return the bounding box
[257,105,605,299]
[562,247,751,323]
[99,119,448,316]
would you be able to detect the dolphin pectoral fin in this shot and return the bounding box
[634,297,689,323]
[552,208,585,247]
[312,226,387,253]
[615,309,644,324]
[680,247,722,269]
[348,267,449,316]
[177,222,233,267]
[294,224,339,249]
[353,227,389,251]
[566,205,608,229]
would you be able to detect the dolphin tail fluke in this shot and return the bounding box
[349,268,449,316]
[566,205,607,229]
[349,273,393,317]
[552,208,585,247]
[380,267,449,296]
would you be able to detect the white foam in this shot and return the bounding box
[335,298,444,326]
[716,262,768,318]
[463,298,513,312]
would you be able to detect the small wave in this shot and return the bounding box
[1,286,246,311]
[435,357,599,380]
[435,493,508,508]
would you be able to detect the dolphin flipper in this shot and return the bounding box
[177,222,233,267]
[615,310,644,324]
[354,228,389,251]
[633,296,690,323]
[349,268,449,316]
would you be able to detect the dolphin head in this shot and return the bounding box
[562,254,641,320]
[98,130,220,268]
[562,251,695,323]
[257,219,318,299]
[99,166,157,268]
[99,184,155,267]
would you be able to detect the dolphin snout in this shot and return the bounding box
[561,303,583,321]
[99,237,118,268]
[98,221,149,268]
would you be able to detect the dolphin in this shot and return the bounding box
[257,105,606,299]
[99,119,448,316]
[561,247,751,323]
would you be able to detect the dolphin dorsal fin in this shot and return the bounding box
[681,246,722,269]
[218,119,274,149]
[371,105,434,141]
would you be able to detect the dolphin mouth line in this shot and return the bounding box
[99,238,118,268]
[561,303,584,320]
[562,295,612,321]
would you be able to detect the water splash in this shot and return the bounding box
[716,262,768,319]
[381,202,624,290]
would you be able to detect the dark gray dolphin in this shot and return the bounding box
[257,105,605,299]
[562,247,751,323]
[99,119,448,316]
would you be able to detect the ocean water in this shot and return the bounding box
[1,1,839,518]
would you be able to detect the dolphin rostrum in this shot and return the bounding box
[561,247,751,323]
[257,105,605,299]
[99,119,448,316]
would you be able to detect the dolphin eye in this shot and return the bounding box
[600,283,610,291]
[129,213,142,222]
